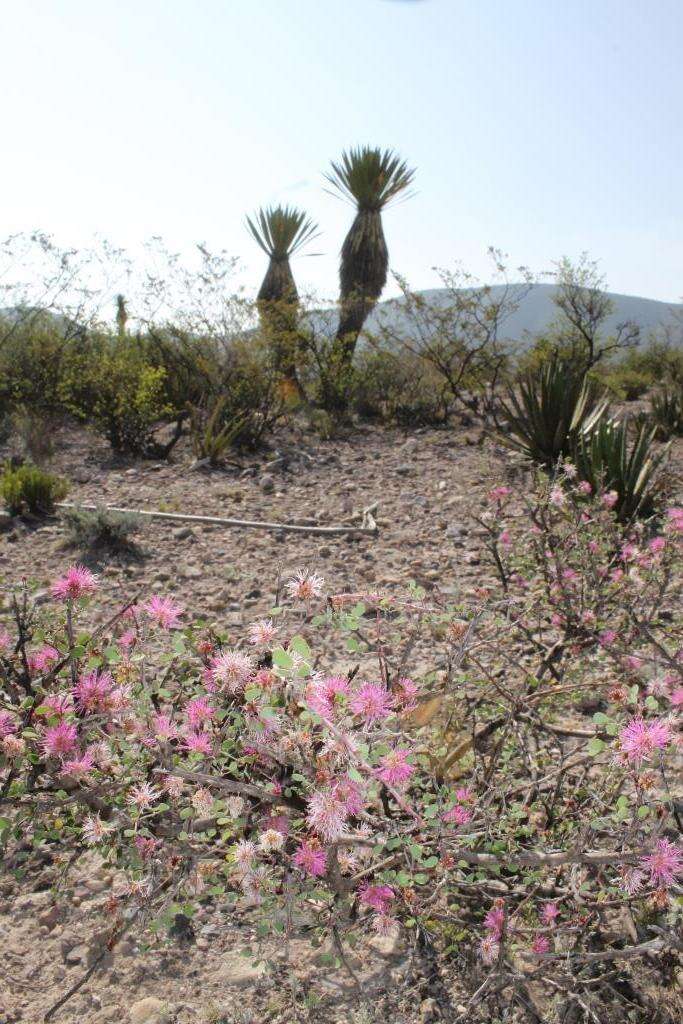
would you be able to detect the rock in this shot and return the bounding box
[92,1008,123,1024]
[214,952,267,987]
[72,468,92,484]
[420,996,440,1022]
[395,464,412,476]
[128,997,172,1024]
[258,473,275,493]
[64,942,89,965]
[172,526,194,540]
[38,904,62,930]
[182,565,202,580]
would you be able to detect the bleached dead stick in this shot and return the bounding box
[56,502,379,537]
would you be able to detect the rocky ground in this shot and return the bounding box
[1,420,681,1024]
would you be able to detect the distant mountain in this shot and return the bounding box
[362,283,682,348]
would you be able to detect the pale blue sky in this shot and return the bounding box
[3,0,682,301]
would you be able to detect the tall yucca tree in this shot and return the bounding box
[325,146,415,397]
[246,205,318,385]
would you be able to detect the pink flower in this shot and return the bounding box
[670,687,683,707]
[184,697,215,728]
[350,682,395,723]
[118,629,137,652]
[152,713,178,741]
[292,841,327,877]
[332,776,365,816]
[0,627,11,653]
[72,671,114,714]
[484,904,505,938]
[487,485,511,505]
[182,730,214,757]
[443,803,472,826]
[127,782,160,809]
[618,716,671,765]
[358,883,395,914]
[599,630,617,648]
[51,565,98,601]
[649,536,666,554]
[41,721,78,758]
[42,692,73,717]
[602,490,619,509]
[306,789,349,842]
[305,675,350,719]
[0,711,17,737]
[247,619,277,646]
[499,529,512,548]
[549,487,565,508]
[479,933,500,964]
[619,866,646,895]
[531,934,550,955]
[578,480,592,495]
[540,902,559,925]
[135,836,159,861]
[376,748,414,787]
[27,645,59,674]
[208,649,254,693]
[142,595,183,630]
[82,815,113,845]
[286,568,325,602]
[59,748,95,781]
[640,838,683,888]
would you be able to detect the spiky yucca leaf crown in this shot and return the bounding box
[325,146,415,212]
[246,205,319,263]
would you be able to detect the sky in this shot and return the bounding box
[3,0,682,304]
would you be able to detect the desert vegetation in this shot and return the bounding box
[0,154,682,1024]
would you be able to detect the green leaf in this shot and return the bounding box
[587,737,606,756]
[272,647,293,669]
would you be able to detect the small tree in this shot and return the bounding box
[550,255,640,370]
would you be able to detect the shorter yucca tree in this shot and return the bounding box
[572,416,670,520]
[246,205,318,388]
[498,355,607,468]
[324,146,415,409]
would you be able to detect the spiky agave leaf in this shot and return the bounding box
[572,417,670,520]
[498,356,608,467]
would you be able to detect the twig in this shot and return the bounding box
[57,502,379,537]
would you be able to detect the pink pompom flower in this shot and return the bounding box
[350,682,395,723]
[142,595,183,630]
[51,565,98,601]
[639,838,683,888]
[292,841,327,877]
[376,748,415,787]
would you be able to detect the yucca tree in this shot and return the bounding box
[325,146,415,405]
[246,205,318,385]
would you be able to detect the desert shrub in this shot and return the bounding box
[9,406,61,464]
[0,486,681,1022]
[63,505,142,553]
[352,347,450,426]
[649,386,683,439]
[599,364,651,401]
[498,355,607,467]
[572,416,669,520]
[188,396,248,465]
[0,313,75,417]
[61,336,174,456]
[0,462,68,515]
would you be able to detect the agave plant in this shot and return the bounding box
[572,417,670,520]
[650,386,683,440]
[324,146,415,405]
[498,356,607,467]
[246,205,319,383]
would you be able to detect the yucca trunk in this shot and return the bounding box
[256,258,300,384]
[335,209,388,357]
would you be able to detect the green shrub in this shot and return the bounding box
[188,396,249,465]
[0,314,73,417]
[572,417,669,520]
[63,505,142,552]
[498,355,607,467]
[599,365,651,401]
[0,463,68,515]
[61,337,173,456]
[352,348,450,426]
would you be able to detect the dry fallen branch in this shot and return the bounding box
[56,501,379,537]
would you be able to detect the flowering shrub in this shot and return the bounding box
[1,477,681,1019]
